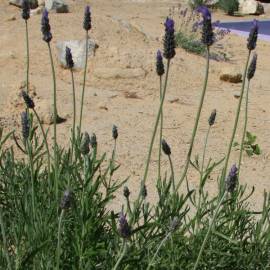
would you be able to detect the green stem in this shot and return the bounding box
[70,69,76,161]
[146,232,171,270]
[177,47,210,191]
[168,155,175,191]
[193,192,227,270]
[25,20,29,94]
[142,59,171,188]
[26,140,35,220]
[33,108,51,179]
[0,209,12,270]
[79,31,89,135]
[112,240,127,270]
[158,76,163,180]
[56,210,64,270]
[238,80,250,177]
[220,51,251,189]
[47,43,59,201]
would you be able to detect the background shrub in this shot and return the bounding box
[218,0,239,15]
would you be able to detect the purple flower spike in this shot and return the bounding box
[41,9,52,43]
[197,6,211,20]
[247,19,259,51]
[226,164,238,193]
[118,212,131,238]
[156,50,165,76]
[83,5,92,31]
[247,53,257,80]
[163,18,176,60]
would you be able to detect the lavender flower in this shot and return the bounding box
[226,164,238,193]
[65,47,74,69]
[60,190,73,210]
[123,186,130,198]
[163,18,176,60]
[83,6,92,31]
[118,212,131,238]
[21,0,30,21]
[21,90,35,109]
[80,132,90,155]
[156,50,165,76]
[208,109,217,126]
[112,125,118,140]
[21,111,30,140]
[41,9,52,43]
[247,53,257,80]
[197,6,214,47]
[162,139,171,156]
[90,133,97,148]
[247,20,259,51]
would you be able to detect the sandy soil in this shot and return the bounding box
[1,0,270,210]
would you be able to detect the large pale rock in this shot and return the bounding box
[45,0,69,13]
[220,67,242,83]
[239,0,264,15]
[56,39,98,69]
[94,67,146,79]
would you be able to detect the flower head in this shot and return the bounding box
[65,47,74,69]
[162,139,171,156]
[156,50,165,76]
[22,0,30,21]
[112,125,118,140]
[226,164,238,193]
[118,212,131,238]
[123,186,130,198]
[247,20,259,51]
[90,133,97,148]
[208,109,217,126]
[80,132,90,155]
[247,53,257,80]
[163,18,176,60]
[60,190,73,210]
[21,90,35,109]
[197,6,211,20]
[83,6,92,31]
[41,9,52,43]
[21,111,30,140]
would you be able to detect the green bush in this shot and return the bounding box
[218,0,239,15]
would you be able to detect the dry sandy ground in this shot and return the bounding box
[0,0,270,210]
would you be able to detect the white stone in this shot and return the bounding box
[239,0,264,15]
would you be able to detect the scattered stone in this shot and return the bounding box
[167,95,179,104]
[233,91,241,98]
[98,102,108,111]
[6,15,16,21]
[124,91,140,99]
[56,39,98,69]
[45,0,69,13]
[220,67,242,83]
[239,0,264,15]
[94,68,146,79]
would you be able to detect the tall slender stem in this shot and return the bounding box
[47,43,59,200]
[70,69,76,160]
[238,80,250,177]
[33,108,51,178]
[0,209,12,270]
[112,240,127,270]
[25,20,29,94]
[56,210,64,270]
[193,192,227,270]
[158,76,163,180]
[147,232,171,270]
[79,31,89,135]
[141,59,170,188]
[168,155,175,191]
[177,47,210,191]
[220,51,251,188]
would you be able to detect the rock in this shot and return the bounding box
[56,39,98,69]
[30,6,44,16]
[239,0,264,15]
[6,15,16,21]
[9,0,38,8]
[45,0,69,13]
[94,68,146,79]
[233,91,241,98]
[220,67,242,83]
[38,0,45,6]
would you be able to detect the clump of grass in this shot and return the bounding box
[0,4,269,270]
